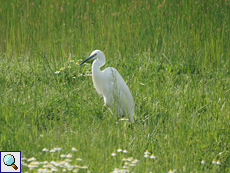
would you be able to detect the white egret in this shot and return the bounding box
[80,50,135,123]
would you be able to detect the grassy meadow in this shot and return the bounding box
[0,0,230,172]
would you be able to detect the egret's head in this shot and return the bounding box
[80,50,105,66]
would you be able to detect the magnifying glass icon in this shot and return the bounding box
[3,154,18,170]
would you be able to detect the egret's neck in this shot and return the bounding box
[92,59,105,74]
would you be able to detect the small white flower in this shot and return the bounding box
[42,161,48,164]
[70,60,74,63]
[123,149,128,153]
[168,169,176,173]
[67,165,74,170]
[44,163,53,168]
[65,158,72,162]
[68,66,71,68]
[55,70,60,74]
[201,159,205,164]
[21,157,27,160]
[76,158,82,161]
[37,168,44,172]
[117,148,122,152]
[73,169,79,172]
[49,149,56,152]
[122,158,127,161]
[217,160,221,165]
[50,160,55,164]
[144,154,149,158]
[80,165,88,169]
[51,167,58,172]
[27,157,36,161]
[111,152,116,156]
[31,161,40,165]
[66,153,72,158]
[144,150,150,155]
[60,67,65,70]
[63,169,67,172]
[28,164,38,168]
[78,73,83,77]
[76,62,80,65]
[43,164,48,168]
[60,154,66,157]
[56,147,62,151]
[130,163,136,166]
[42,148,49,152]
[124,162,129,165]
[127,157,133,161]
[122,165,128,169]
[113,168,122,173]
[22,162,28,166]
[53,162,60,167]
[212,159,217,164]
[132,159,139,163]
[150,154,156,159]
[72,147,78,151]
[64,162,70,167]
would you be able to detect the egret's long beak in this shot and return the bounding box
[80,54,97,66]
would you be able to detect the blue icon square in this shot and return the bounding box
[0,151,21,173]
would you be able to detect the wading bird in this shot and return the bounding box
[80,50,134,123]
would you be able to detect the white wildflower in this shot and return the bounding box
[42,148,49,152]
[201,159,205,164]
[150,154,156,159]
[123,149,128,153]
[212,159,217,164]
[72,147,78,151]
[117,148,122,152]
[111,153,116,156]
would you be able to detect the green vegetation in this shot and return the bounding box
[0,0,229,172]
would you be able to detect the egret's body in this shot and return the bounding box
[80,50,134,123]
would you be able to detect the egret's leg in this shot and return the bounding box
[103,96,112,107]
[115,103,125,119]
[103,96,114,116]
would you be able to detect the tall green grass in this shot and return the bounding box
[0,0,229,172]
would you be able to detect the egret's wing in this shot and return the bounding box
[103,67,134,122]
[113,68,132,94]
[109,67,134,108]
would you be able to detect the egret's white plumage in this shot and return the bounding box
[80,50,134,122]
